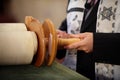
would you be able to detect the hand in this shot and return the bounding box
[65,32,93,53]
[56,30,69,38]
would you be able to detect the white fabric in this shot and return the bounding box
[114,0,120,33]
[67,0,85,34]
[95,0,120,80]
[96,0,117,33]
[62,0,85,71]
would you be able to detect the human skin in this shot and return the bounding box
[64,32,93,53]
[56,30,68,38]
[57,30,93,53]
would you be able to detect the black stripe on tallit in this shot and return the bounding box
[67,7,84,13]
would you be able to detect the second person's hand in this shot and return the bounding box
[64,32,93,53]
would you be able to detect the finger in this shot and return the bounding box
[68,34,85,40]
[76,47,83,51]
[64,41,82,50]
[68,34,80,38]
[57,35,61,38]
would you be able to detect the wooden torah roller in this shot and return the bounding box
[0,16,80,67]
[25,16,80,67]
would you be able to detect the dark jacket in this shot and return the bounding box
[93,33,120,65]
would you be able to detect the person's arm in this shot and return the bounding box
[56,19,67,63]
[93,33,120,65]
[59,19,67,32]
[65,33,120,65]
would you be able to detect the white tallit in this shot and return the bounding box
[95,0,120,80]
[62,0,85,71]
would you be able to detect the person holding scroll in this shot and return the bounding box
[65,0,120,80]
[56,0,100,80]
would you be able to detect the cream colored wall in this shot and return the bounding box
[10,0,67,28]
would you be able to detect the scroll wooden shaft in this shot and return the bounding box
[25,16,81,67]
[45,37,80,49]
[57,38,80,48]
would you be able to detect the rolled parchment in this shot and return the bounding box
[0,23,27,31]
[0,31,38,65]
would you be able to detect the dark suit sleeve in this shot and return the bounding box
[56,0,69,59]
[59,19,67,32]
[93,33,120,65]
[56,19,67,59]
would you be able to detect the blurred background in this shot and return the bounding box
[0,0,67,28]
